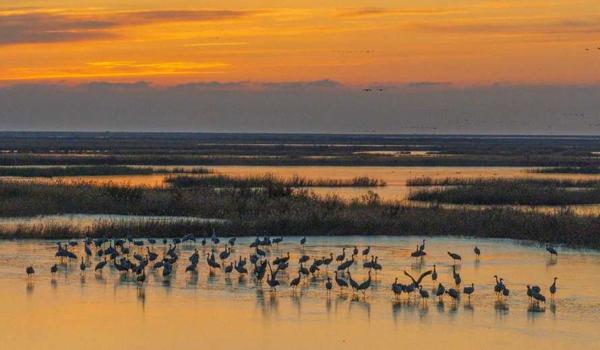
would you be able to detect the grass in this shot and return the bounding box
[0,166,211,177]
[408,178,600,205]
[0,180,599,248]
[407,177,600,187]
[165,174,386,188]
[530,166,600,174]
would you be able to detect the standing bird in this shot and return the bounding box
[446,288,460,303]
[452,265,461,286]
[300,237,306,247]
[356,271,372,297]
[290,272,301,290]
[549,277,557,299]
[431,265,438,283]
[419,285,430,304]
[362,246,370,259]
[463,283,475,301]
[546,244,558,257]
[79,258,86,275]
[336,248,346,262]
[334,271,348,290]
[94,257,107,273]
[447,251,462,264]
[50,264,58,276]
[419,239,426,252]
[26,265,35,278]
[436,283,445,301]
[474,246,481,259]
[325,277,333,293]
[352,246,359,257]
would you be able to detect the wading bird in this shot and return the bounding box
[463,283,475,300]
[550,277,558,299]
[447,251,462,264]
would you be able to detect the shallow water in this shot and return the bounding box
[1,236,598,349]
[39,165,600,214]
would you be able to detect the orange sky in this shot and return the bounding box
[1,0,600,86]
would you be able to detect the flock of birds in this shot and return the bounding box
[24,235,560,311]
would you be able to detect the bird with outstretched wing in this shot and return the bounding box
[404,270,432,287]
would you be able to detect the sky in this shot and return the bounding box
[1,1,599,133]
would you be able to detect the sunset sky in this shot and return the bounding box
[2,0,600,85]
[1,1,599,133]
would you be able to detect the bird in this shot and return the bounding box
[356,271,372,297]
[403,270,432,288]
[447,251,462,264]
[532,291,546,304]
[50,264,58,276]
[435,283,445,301]
[463,283,475,300]
[300,237,306,246]
[418,285,430,304]
[549,277,558,299]
[431,264,438,282]
[347,271,360,292]
[419,239,426,252]
[334,271,348,290]
[352,246,359,257]
[94,257,107,272]
[325,277,333,293]
[224,262,233,274]
[362,246,370,258]
[474,246,481,259]
[452,265,461,286]
[391,278,404,299]
[79,258,86,275]
[26,265,35,277]
[446,288,460,303]
[336,248,346,262]
[136,270,146,285]
[290,272,302,290]
[546,244,558,257]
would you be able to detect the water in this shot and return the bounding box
[27,165,600,214]
[1,236,598,349]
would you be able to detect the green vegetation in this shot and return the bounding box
[0,166,210,177]
[165,174,386,188]
[409,178,600,205]
[0,180,599,248]
[530,166,600,174]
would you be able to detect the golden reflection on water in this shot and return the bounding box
[1,236,599,349]
[45,165,600,215]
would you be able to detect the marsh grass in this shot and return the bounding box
[0,166,211,177]
[530,166,600,174]
[0,180,599,248]
[407,177,600,187]
[408,178,600,205]
[165,174,386,188]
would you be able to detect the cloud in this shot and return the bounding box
[262,79,341,89]
[336,7,461,18]
[412,18,600,35]
[0,8,258,45]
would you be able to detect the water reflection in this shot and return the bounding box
[2,236,600,349]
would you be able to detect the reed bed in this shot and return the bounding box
[529,166,600,174]
[407,177,600,188]
[0,180,599,248]
[165,174,386,188]
[0,166,211,178]
[409,179,600,206]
